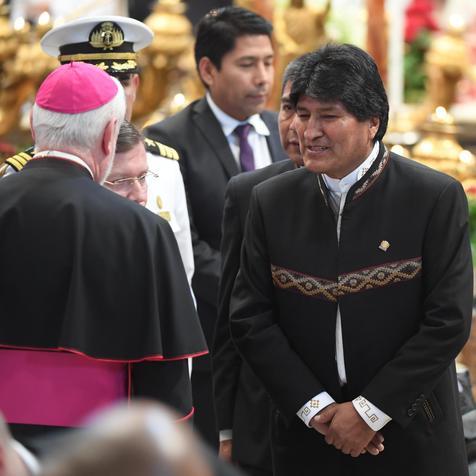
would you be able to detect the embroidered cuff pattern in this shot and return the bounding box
[352,395,392,431]
[297,392,335,427]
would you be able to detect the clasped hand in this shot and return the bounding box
[310,402,384,457]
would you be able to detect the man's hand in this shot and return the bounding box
[219,439,233,462]
[310,402,338,436]
[310,403,384,457]
[324,402,381,457]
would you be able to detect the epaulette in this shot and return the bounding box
[144,137,179,161]
[4,146,35,172]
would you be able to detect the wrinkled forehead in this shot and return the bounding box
[111,142,148,176]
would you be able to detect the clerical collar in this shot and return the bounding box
[322,141,379,194]
[206,92,270,137]
[33,150,94,178]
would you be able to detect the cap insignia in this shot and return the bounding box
[111,60,137,71]
[89,22,124,51]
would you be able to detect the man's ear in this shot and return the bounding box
[102,118,117,157]
[198,57,216,88]
[29,110,35,142]
[132,73,140,90]
[368,117,380,141]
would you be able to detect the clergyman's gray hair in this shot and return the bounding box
[31,76,126,155]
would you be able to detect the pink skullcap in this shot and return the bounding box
[35,62,118,114]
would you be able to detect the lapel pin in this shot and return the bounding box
[379,240,390,252]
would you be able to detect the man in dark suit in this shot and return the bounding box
[230,44,472,476]
[212,56,306,475]
[146,6,287,447]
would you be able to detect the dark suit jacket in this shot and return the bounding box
[213,160,296,471]
[146,97,287,352]
[230,147,472,476]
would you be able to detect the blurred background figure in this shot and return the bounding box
[39,401,243,476]
[0,413,38,476]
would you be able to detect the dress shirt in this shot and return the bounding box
[206,93,272,171]
[297,142,392,432]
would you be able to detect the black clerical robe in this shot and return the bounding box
[0,158,207,447]
[230,145,472,476]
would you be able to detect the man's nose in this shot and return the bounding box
[254,62,272,86]
[128,181,148,206]
[304,117,324,141]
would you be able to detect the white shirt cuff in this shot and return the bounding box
[219,429,233,442]
[297,392,335,427]
[352,395,392,431]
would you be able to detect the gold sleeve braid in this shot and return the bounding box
[144,138,179,161]
[2,147,35,174]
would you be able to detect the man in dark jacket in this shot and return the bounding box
[230,44,472,476]
[212,55,306,475]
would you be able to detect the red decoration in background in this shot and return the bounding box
[404,0,438,43]
[0,142,16,157]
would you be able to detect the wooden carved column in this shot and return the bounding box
[366,0,387,83]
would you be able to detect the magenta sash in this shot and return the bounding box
[0,348,127,427]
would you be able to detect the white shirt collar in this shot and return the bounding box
[322,141,380,195]
[206,92,270,137]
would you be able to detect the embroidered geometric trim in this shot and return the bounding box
[353,148,390,200]
[271,265,338,302]
[271,257,422,302]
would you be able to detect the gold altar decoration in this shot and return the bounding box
[424,16,469,115]
[134,0,202,125]
[387,14,475,157]
[0,7,56,142]
[234,0,274,21]
[272,0,330,107]
[412,106,475,181]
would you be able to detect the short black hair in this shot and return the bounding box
[194,6,273,70]
[116,121,144,154]
[291,43,389,142]
[282,53,311,92]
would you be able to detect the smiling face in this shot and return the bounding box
[199,34,274,120]
[295,95,379,178]
[278,81,302,166]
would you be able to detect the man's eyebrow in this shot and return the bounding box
[236,53,274,61]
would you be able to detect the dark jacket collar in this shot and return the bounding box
[316,142,390,207]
